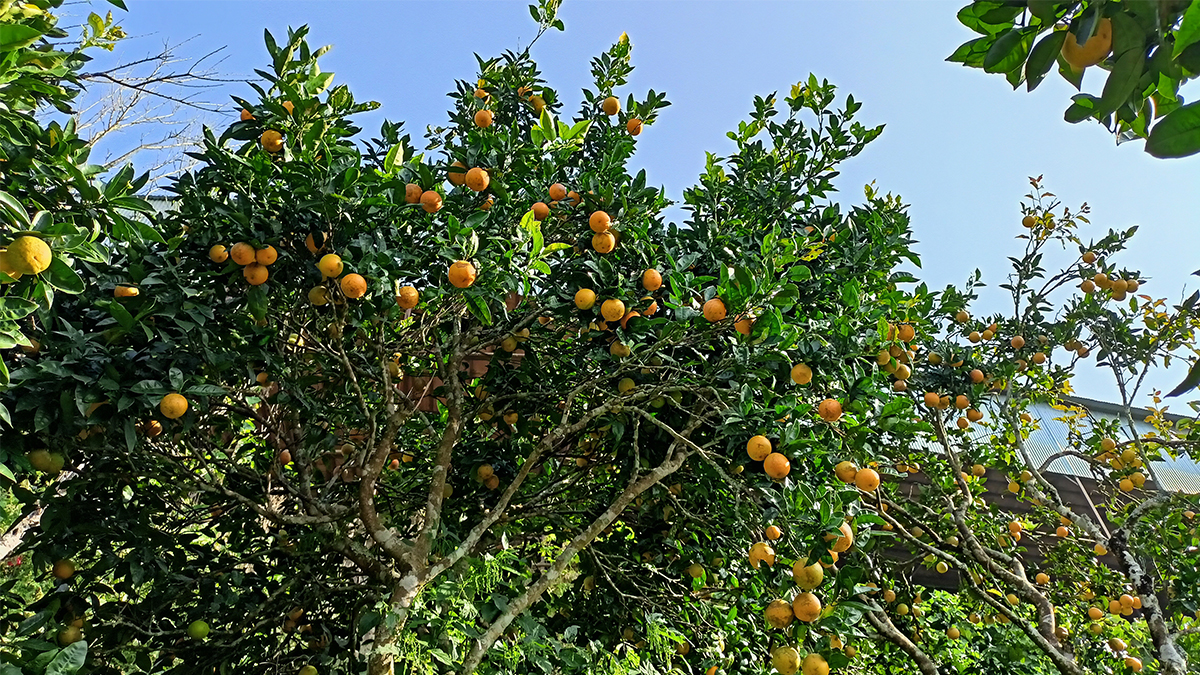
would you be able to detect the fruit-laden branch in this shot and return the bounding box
[922,414,1091,675]
[458,413,711,674]
[859,601,939,675]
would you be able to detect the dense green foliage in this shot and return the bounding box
[949,0,1200,158]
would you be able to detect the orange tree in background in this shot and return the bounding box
[948,0,1200,158]
[0,3,928,674]
[841,178,1200,675]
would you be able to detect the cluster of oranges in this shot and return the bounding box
[209,241,278,286]
[308,253,367,303]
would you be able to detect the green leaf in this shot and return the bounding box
[185,384,227,396]
[466,295,492,326]
[384,144,404,173]
[0,297,37,322]
[106,300,134,330]
[0,191,29,227]
[247,284,268,321]
[44,258,84,294]
[124,417,136,452]
[46,641,87,675]
[1145,101,1200,158]
[946,37,992,68]
[0,24,43,52]
[107,0,128,9]
[0,400,9,426]
[1028,0,1059,24]
[1175,1,1200,59]
[984,28,1034,74]
[1026,31,1067,91]
[1097,48,1146,116]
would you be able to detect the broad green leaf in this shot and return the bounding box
[0,297,37,321]
[0,24,43,52]
[45,258,85,294]
[984,27,1034,74]
[1026,31,1067,91]
[46,640,87,675]
[1145,101,1200,158]
[1097,48,1146,116]
[1174,1,1200,58]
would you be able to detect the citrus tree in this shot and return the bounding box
[841,177,1200,675]
[0,4,934,675]
[948,0,1200,158]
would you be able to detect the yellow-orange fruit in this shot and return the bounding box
[600,299,626,323]
[764,453,791,480]
[818,399,842,423]
[404,184,422,204]
[791,363,813,385]
[448,261,477,289]
[209,245,229,263]
[549,183,567,201]
[592,231,616,253]
[627,118,643,135]
[1062,18,1113,69]
[574,288,597,310]
[243,263,268,285]
[642,269,662,291]
[261,130,283,152]
[448,161,467,186]
[589,210,612,233]
[160,393,188,419]
[854,468,880,492]
[601,96,620,115]
[397,286,419,309]
[340,273,367,299]
[747,435,772,461]
[230,242,256,266]
[317,254,343,278]
[473,109,493,128]
[532,202,550,221]
[703,298,727,322]
[256,245,278,265]
[421,191,443,213]
[792,592,822,622]
[465,167,489,192]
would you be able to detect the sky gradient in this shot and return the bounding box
[78,0,1200,406]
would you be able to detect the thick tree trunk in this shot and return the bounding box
[367,576,421,675]
[0,506,42,559]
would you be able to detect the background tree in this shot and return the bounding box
[948,0,1200,158]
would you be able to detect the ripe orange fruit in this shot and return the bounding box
[956,417,970,430]
[256,245,278,265]
[317,254,343,278]
[448,161,467,186]
[1011,335,1025,349]
[404,184,422,204]
[642,268,662,291]
[243,263,268,285]
[282,101,294,115]
[1082,250,1096,264]
[530,95,545,113]
[897,324,915,342]
[765,599,794,629]
[854,467,880,491]
[818,399,842,423]
[261,130,284,152]
[955,310,969,323]
[340,273,367,299]
[566,190,581,206]
[748,541,775,568]
[834,461,857,483]
[114,285,139,298]
[465,167,489,192]
[1022,215,1037,228]
[240,108,253,121]
[626,118,643,135]
[473,87,488,99]
[548,183,567,201]
[1062,18,1113,69]
[735,316,754,335]
[421,191,443,213]
[209,245,229,263]
[792,592,821,622]
[532,202,550,221]
[448,260,477,289]
[968,331,981,343]
[765,525,782,540]
[955,395,969,410]
[602,96,620,115]
[474,109,493,128]
[702,298,726,322]
[619,310,640,330]
[397,286,419,309]
[305,233,328,255]
[966,408,983,422]
[160,393,188,419]
[747,435,772,461]
[802,653,829,675]
[589,210,612,233]
[764,453,791,480]
[230,242,256,266]
[970,369,984,384]
[574,288,596,310]
[592,231,616,253]
[601,299,626,322]
[828,521,854,552]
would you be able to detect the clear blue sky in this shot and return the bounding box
[81,1,1200,406]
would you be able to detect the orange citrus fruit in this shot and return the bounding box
[465,167,489,192]
[240,108,253,121]
[474,109,493,128]
[448,260,477,288]
[592,231,616,253]
[397,286,419,309]
[243,263,268,285]
[160,393,189,419]
[589,210,612,232]
[448,161,467,186]
[818,399,842,422]
[642,269,662,291]
[1062,18,1112,69]
[308,286,329,306]
[421,191,443,214]
[317,254,343,278]
[532,202,550,221]
[747,435,772,461]
[792,592,821,622]
[208,245,228,263]
[790,363,813,385]
[764,452,791,480]
[627,118,643,135]
[340,273,367,299]
[602,96,620,115]
[601,299,626,323]
[404,184,422,204]
[765,599,794,629]
[703,298,726,322]
[114,285,139,298]
[549,183,567,201]
[230,242,256,266]
[261,130,283,152]
[256,245,278,265]
[574,289,596,310]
